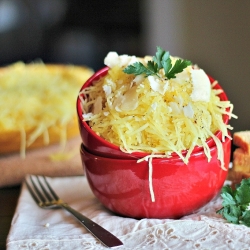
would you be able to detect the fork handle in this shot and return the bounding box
[60,203,123,248]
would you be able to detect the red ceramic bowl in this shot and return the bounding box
[77,67,230,159]
[80,135,231,219]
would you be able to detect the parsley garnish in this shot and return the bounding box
[217,178,250,226]
[123,46,192,80]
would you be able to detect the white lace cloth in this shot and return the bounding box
[6,176,250,250]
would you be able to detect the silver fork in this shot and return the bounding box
[25,175,123,248]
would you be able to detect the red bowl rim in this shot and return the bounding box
[80,136,230,161]
[77,66,230,158]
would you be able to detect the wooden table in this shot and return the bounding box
[0,185,20,250]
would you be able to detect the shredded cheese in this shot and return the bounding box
[0,62,93,156]
[80,52,237,202]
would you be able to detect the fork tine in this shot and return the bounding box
[25,178,41,205]
[30,176,47,203]
[42,176,59,200]
[36,176,54,201]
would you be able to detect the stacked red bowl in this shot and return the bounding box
[76,66,231,219]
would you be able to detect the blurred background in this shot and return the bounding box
[0,0,142,70]
[0,0,249,133]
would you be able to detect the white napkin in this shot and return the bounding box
[7,176,250,250]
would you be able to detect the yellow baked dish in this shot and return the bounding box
[0,62,93,156]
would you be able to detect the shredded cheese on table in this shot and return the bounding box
[80,52,237,202]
